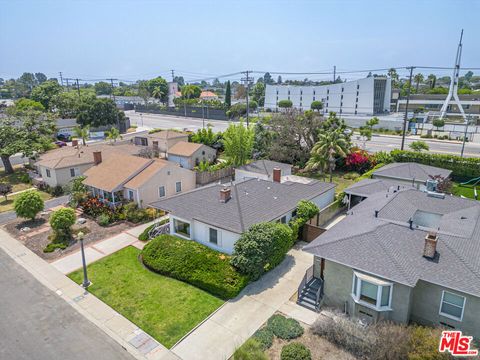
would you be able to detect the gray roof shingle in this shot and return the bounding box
[236,160,292,177]
[151,178,335,233]
[372,162,452,182]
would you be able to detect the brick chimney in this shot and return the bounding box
[152,140,159,157]
[272,167,281,183]
[72,139,78,147]
[93,151,102,165]
[423,232,438,259]
[220,187,231,203]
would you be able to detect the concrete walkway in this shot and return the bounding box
[0,227,178,360]
[170,245,318,360]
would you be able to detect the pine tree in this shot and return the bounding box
[225,81,231,108]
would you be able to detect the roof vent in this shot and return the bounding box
[374,210,379,218]
[427,191,445,199]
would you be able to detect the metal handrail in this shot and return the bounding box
[315,279,324,308]
[297,265,314,300]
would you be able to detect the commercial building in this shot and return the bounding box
[264,77,391,115]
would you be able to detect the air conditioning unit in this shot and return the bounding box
[426,179,438,192]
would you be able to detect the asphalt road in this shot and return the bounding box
[0,247,134,360]
[127,111,480,158]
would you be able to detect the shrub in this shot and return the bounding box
[231,222,293,280]
[43,242,67,253]
[233,339,268,360]
[296,200,319,221]
[14,190,44,220]
[345,150,374,173]
[96,213,111,226]
[142,235,250,299]
[409,140,429,152]
[81,196,109,218]
[408,326,450,360]
[343,172,360,180]
[50,208,76,243]
[373,151,393,164]
[17,171,31,184]
[281,343,311,360]
[252,327,274,350]
[267,315,303,340]
[0,183,13,201]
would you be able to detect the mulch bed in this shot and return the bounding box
[3,210,135,261]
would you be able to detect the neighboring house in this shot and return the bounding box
[151,177,336,254]
[83,153,195,208]
[133,130,189,154]
[34,143,142,187]
[167,141,216,169]
[235,160,292,182]
[199,91,219,101]
[372,162,452,190]
[302,187,480,338]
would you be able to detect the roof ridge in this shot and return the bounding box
[233,183,246,232]
[262,160,269,176]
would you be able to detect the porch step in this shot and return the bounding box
[297,299,319,312]
[297,277,323,312]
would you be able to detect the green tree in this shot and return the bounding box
[231,222,293,280]
[222,121,254,166]
[77,98,124,128]
[146,77,169,103]
[30,80,62,109]
[15,98,45,111]
[388,68,399,87]
[359,116,379,148]
[432,119,445,130]
[310,100,323,112]
[409,140,429,152]
[191,125,220,147]
[73,125,90,145]
[49,207,76,242]
[414,73,424,92]
[35,73,48,84]
[0,109,56,174]
[0,183,13,201]
[14,190,45,220]
[94,81,112,95]
[181,84,202,99]
[401,80,415,96]
[427,74,437,89]
[50,90,96,118]
[105,127,122,143]
[278,99,293,109]
[251,82,265,107]
[252,121,272,159]
[225,81,232,108]
[263,72,274,85]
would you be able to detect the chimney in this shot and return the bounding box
[423,232,438,259]
[220,187,231,203]
[272,167,281,183]
[72,139,79,147]
[93,151,102,165]
[152,141,159,157]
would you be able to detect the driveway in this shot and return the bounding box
[0,247,134,360]
[0,195,69,225]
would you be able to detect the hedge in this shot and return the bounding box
[141,235,250,299]
[390,150,480,179]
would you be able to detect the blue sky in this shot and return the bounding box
[1,0,479,82]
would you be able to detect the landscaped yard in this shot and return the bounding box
[452,182,479,200]
[68,246,224,348]
[0,190,51,213]
[298,170,359,194]
[0,166,33,193]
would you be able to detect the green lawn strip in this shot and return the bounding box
[452,182,478,200]
[0,190,51,213]
[68,246,224,348]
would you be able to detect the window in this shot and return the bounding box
[202,150,205,155]
[352,272,392,311]
[313,97,315,101]
[46,169,51,178]
[159,186,166,198]
[280,216,287,224]
[440,291,465,321]
[70,168,75,177]
[292,209,297,218]
[128,190,134,200]
[209,228,218,245]
[313,90,316,95]
[357,84,360,90]
[175,181,182,193]
[173,218,190,237]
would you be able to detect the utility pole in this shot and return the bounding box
[401,66,415,150]
[65,78,70,91]
[333,65,336,83]
[461,114,471,157]
[107,78,118,102]
[241,70,253,126]
[107,78,119,127]
[75,78,81,97]
[59,72,64,87]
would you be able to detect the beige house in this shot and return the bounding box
[83,153,195,208]
[167,141,216,169]
[34,142,142,187]
[133,130,189,154]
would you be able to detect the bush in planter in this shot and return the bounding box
[81,197,109,218]
[14,190,45,221]
[267,314,303,340]
[252,327,274,350]
[231,222,293,280]
[233,338,268,360]
[96,213,111,226]
[281,343,311,360]
[49,208,76,243]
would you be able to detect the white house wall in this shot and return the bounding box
[192,220,240,254]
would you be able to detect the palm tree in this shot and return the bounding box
[151,86,165,102]
[105,127,122,144]
[414,73,424,92]
[305,130,349,183]
[73,125,89,145]
[427,74,436,89]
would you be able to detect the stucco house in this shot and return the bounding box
[235,160,292,182]
[34,142,142,187]
[302,186,480,338]
[151,177,335,254]
[133,130,189,154]
[166,141,216,170]
[82,153,195,208]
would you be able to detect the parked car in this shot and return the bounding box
[55,141,67,147]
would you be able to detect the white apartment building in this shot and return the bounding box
[265,77,391,115]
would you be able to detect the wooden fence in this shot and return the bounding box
[195,167,234,186]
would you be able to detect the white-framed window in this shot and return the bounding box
[209,227,218,245]
[69,168,79,177]
[439,291,465,321]
[159,186,166,198]
[351,271,393,311]
[46,169,51,178]
[128,190,134,201]
[175,181,182,193]
[173,218,190,238]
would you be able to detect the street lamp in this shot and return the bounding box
[78,232,90,288]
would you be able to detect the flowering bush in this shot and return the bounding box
[345,150,375,174]
[80,197,110,218]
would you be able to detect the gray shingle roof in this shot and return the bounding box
[236,160,292,177]
[304,189,480,297]
[151,178,335,233]
[372,162,452,182]
[344,178,413,197]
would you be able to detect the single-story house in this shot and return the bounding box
[372,162,452,190]
[303,187,480,338]
[199,91,219,101]
[82,153,195,208]
[34,143,142,187]
[235,160,292,182]
[133,130,189,153]
[167,141,216,169]
[151,177,336,254]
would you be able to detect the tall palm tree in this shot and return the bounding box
[305,130,349,183]
[427,74,436,89]
[414,73,424,92]
[105,127,122,144]
[73,125,89,145]
[151,87,165,102]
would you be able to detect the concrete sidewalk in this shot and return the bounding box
[52,220,157,274]
[0,227,178,360]
[171,246,318,360]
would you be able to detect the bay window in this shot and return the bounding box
[352,271,393,310]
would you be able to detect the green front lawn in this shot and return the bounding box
[0,190,52,213]
[298,170,359,194]
[452,182,479,200]
[68,246,224,348]
[0,166,33,193]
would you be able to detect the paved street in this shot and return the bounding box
[0,195,69,225]
[0,247,134,360]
